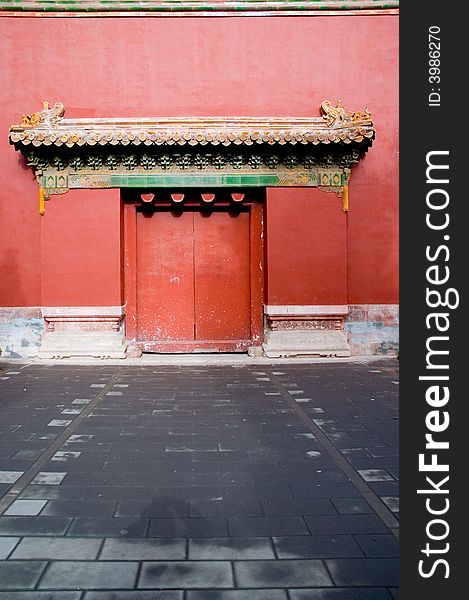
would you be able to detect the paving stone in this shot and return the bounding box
[189,537,275,559]
[68,517,149,538]
[11,537,102,560]
[84,593,182,600]
[228,516,309,537]
[11,450,44,461]
[30,472,67,485]
[354,534,399,558]
[100,538,186,560]
[51,451,81,461]
[288,483,359,498]
[0,593,82,599]
[187,592,287,600]
[86,486,157,501]
[60,472,126,486]
[234,559,333,587]
[138,561,233,589]
[289,588,394,599]
[331,497,373,514]
[190,498,264,517]
[367,482,399,496]
[116,499,189,518]
[19,485,88,501]
[39,561,139,590]
[47,420,73,427]
[357,469,394,482]
[273,535,363,559]
[224,484,294,500]
[261,498,335,516]
[0,516,71,536]
[148,517,228,537]
[325,558,399,586]
[305,514,389,535]
[0,472,23,484]
[381,496,399,512]
[4,500,48,516]
[41,500,117,518]
[0,561,47,589]
[0,537,20,559]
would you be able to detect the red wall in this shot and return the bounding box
[40,189,122,307]
[266,188,347,305]
[0,14,398,307]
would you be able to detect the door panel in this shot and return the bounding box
[136,210,195,341]
[133,202,261,351]
[194,211,251,341]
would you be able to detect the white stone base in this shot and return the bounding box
[262,329,350,358]
[38,306,127,359]
[38,331,127,359]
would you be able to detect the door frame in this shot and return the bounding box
[123,191,264,352]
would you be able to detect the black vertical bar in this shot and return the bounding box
[400,1,465,597]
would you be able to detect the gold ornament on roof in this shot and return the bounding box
[320,100,372,127]
[21,101,65,127]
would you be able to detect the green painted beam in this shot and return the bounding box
[0,1,400,14]
[45,169,337,190]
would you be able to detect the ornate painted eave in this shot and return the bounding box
[10,101,374,149]
[9,101,375,214]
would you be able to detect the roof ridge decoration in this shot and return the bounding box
[21,101,65,128]
[0,1,400,16]
[10,100,374,148]
[9,101,375,215]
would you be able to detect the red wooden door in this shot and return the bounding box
[135,206,257,351]
[194,211,251,342]
[136,211,194,343]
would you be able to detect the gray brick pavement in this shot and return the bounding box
[0,360,399,595]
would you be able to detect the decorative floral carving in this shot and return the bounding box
[230,154,245,169]
[212,154,226,169]
[283,155,299,169]
[52,156,68,171]
[87,155,103,170]
[265,154,280,169]
[248,155,262,169]
[21,144,369,178]
[301,155,316,168]
[122,155,138,170]
[158,155,173,169]
[175,154,192,170]
[194,154,209,169]
[141,154,157,170]
[106,155,119,170]
[69,156,85,171]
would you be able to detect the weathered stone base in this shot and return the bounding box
[37,307,127,359]
[0,307,44,358]
[1,303,399,359]
[262,329,350,358]
[345,304,399,355]
[262,305,351,357]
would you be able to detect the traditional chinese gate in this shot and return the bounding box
[9,100,375,357]
[123,191,263,352]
